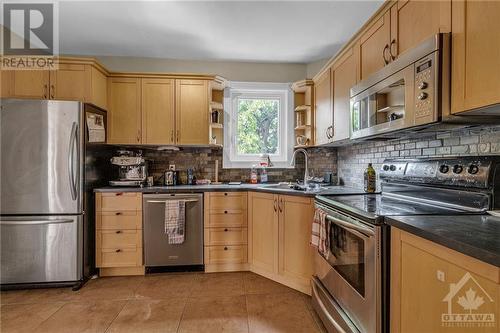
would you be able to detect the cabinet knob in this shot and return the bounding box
[224,210,228,214]
[224,246,228,251]
[224,228,228,232]
[116,230,122,234]
[115,212,122,215]
[224,193,228,196]
[115,193,123,196]
[115,249,121,253]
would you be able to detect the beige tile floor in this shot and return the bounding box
[0,272,327,333]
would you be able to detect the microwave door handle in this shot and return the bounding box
[326,215,374,238]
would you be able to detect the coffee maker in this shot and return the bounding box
[109,150,148,186]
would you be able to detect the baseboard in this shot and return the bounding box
[204,263,250,273]
[99,266,145,276]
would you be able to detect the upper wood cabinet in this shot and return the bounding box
[175,80,209,145]
[451,0,500,114]
[391,228,499,333]
[314,67,333,145]
[332,48,358,143]
[390,0,451,58]
[141,78,175,145]
[358,0,450,80]
[107,77,142,144]
[0,60,108,110]
[107,77,211,145]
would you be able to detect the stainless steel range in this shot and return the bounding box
[312,156,500,333]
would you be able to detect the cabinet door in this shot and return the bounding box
[89,67,107,110]
[451,0,500,114]
[50,63,89,101]
[359,10,391,80]
[141,78,175,144]
[107,77,142,144]
[278,195,314,287]
[3,70,49,99]
[249,192,278,274]
[332,48,357,142]
[391,228,499,333]
[390,0,451,58]
[314,68,333,145]
[175,79,209,145]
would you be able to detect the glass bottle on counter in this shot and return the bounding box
[364,163,376,193]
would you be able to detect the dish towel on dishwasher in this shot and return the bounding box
[311,208,329,258]
[164,200,185,244]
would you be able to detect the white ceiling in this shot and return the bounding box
[60,1,383,63]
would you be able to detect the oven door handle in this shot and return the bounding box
[326,215,374,237]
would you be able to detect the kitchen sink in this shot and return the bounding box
[260,182,325,192]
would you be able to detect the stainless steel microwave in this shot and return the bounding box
[350,33,450,140]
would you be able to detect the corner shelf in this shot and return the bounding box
[294,105,311,112]
[209,77,227,147]
[294,125,312,131]
[210,123,223,129]
[210,101,224,110]
[292,79,314,147]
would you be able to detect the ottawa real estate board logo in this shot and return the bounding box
[1,1,58,70]
[442,272,496,329]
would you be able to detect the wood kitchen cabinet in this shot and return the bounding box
[204,192,248,272]
[1,59,108,110]
[95,192,144,276]
[391,228,499,333]
[332,47,358,143]
[175,79,209,145]
[451,0,500,114]
[389,0,451,59]
[249,192,315,294]
[107,77,142,144]
[314,67,333,145]
[359,10,391,80]
[141,78,175,144]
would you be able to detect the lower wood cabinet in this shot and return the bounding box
[203,192,248,272]
[95,192,144,276]
[391,227,499,333]
[249,192,315,294]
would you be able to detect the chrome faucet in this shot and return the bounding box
[290,148,309,187]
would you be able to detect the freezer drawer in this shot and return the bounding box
[0,215,82,284]
[143,194,203,267]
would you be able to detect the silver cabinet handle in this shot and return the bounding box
[68,122,78,200]
[0,219,73,225]
[389,39,397,61]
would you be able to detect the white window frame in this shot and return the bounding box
[223,81,294,169]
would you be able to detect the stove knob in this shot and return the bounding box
[417,92,428,100]
[439,165,449,173]
[390,165,397,171]
[453,164,463,174]
[383,165,390,171]
[468,164,479,175]
[418,82,428,90]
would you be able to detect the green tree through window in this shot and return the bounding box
[237,98,279,154]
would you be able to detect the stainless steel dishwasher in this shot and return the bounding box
[143,193,203,270]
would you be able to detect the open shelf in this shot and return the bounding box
[210,123,223,129]
[292,79,314,146]
[294,125,312,131]
[294,105,311,112]
[210,101,224,110]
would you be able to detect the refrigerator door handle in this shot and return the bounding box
[68,122,78,200]
[0,219,74,225]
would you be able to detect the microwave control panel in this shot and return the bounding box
[414,54,435,118]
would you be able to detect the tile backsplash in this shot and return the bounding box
[337,125,500,189]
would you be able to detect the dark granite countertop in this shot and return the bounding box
[386,215,500,267]
[94,184,367,197]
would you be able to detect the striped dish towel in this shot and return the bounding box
[311,208,329,258]
[164,200,185,244]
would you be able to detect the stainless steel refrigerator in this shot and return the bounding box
[0,99,107,288]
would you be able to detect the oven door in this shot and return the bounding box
[314,204,381,333]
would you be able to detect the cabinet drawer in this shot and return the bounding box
[97,192,142,211]
[205,227,247,246]
[204,245,247,264]
[97,229,141,249]
[209,192,247,211]
[97,247,142,268]
[208,212,246,228]
[97,211,142,230]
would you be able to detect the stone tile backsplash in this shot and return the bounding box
[337,125,500,189]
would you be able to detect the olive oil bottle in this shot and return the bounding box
[364,163,376,193]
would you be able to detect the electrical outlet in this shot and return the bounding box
[437,270,445,282]
[169,164,175,170]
